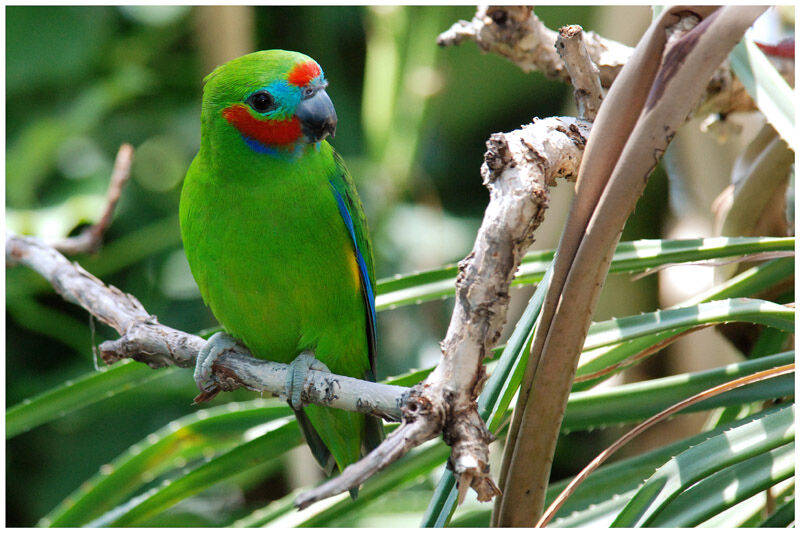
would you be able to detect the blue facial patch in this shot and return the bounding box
[246,80,302,121]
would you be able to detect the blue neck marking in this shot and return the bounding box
[242,135,322,159]
[244,135,282,155]
[242,136,322,160]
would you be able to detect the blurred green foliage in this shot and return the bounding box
[6,6,672,526]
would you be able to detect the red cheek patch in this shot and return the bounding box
[288,61,321,87]
[222,104,302,146]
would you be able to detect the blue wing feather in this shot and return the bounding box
[328,180,377,341]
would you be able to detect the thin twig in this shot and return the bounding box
[296,399,442,510]
[537,363,795,527]
[51,144,134,255]
[555,25,604,121]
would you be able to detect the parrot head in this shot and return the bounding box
[201,50,336,156]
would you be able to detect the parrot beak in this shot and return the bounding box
[296,88,337,143]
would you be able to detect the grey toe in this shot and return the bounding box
[284,351,330,409]
[194,331,238,392]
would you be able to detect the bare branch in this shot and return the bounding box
[556,25,603,121]
[7,233,152,335]
[6,233,407,421]
[51,144,134,255]
[437,6,631,87]
[104,324,409,419]
[439,6,792,118]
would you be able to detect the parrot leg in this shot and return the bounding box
[194,331,239,391]
[284,351,330,410]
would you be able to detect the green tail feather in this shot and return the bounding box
[293,406,336,476]
[293,404,385,500]
[364,413,384,454]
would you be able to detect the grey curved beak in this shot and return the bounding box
[296,88,337,143]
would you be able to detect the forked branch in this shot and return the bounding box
[51,144,134,255]
[297,116,592,508]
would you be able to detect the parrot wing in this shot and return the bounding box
[327,149,384,457]
[327,149,377,381]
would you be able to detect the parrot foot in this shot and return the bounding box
[285,351,330,410]
[195,331,239,392]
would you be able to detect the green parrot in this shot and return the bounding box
[180,49,383,477]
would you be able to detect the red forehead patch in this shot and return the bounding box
[288,61,321,86]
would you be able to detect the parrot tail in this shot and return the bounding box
[293,406,336,476]
[292,406,386,500]
[364,414,384,454]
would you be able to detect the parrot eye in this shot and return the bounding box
[302,87,315,98]
[246,91,276,113]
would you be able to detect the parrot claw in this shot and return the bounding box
[195,331,239,392]
[285,351,330,410]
